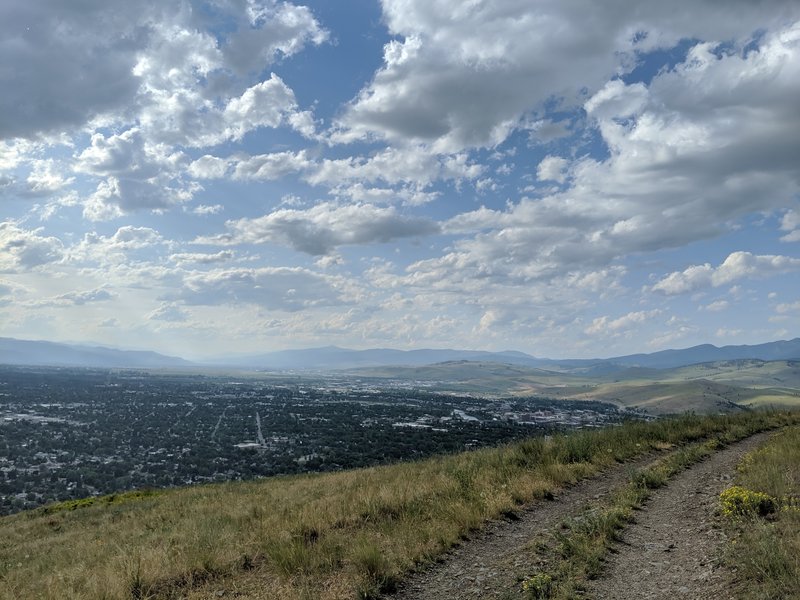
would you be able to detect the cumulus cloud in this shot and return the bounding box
[220,0,328,74]
[56,288,115,305]
[585,310,661,335]
[148,302,189,322]
[307,146,484,189]
[223,74,308,140]
[780,209,800,242]
[176,267,351,311]
[526,119,571,144]
[76,128,197,218]
[701,299,729,312]
[334,0,797,152]
[398,22,800,294]
[537,156,569,183]
[652,252,800,295]
[233,151,312,180]
[0,1,146,138]
[71,226,167,263]
[169,251,234,265]
[0,0,326,140]
[0,223,64,272]
[32,287,117,307]
[191,204,224,216]
[197,203,441,255]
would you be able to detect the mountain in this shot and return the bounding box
[0,338,194,369]
[607,338,800,369]
[206,346,547,370]
[2,336,798,371]
[208,339,800,371]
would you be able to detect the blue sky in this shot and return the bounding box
[0,0,799,359]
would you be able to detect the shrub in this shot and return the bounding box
[522,572,553,598]
[720,485,778,519]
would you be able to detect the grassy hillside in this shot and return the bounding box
[1,412,796,600]
[351,359,800,413]
[721,425,800,599]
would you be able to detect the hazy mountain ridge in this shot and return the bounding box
[206,346,546,370]
[0,336,798,371]
[0,338,193,369]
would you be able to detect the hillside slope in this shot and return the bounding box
[0,412,794,600]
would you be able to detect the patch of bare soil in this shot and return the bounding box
[585,432,770,600]
[386,452,664,600]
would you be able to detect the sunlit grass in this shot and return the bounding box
[0,411,794,600]
[721,425,800,599]
[519,434,747,599]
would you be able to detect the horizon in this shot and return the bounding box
[2,333,797,364]
[1,1,799,358]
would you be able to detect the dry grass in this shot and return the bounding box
[722,425,800,599]
[0,411,795,600]
[520,435,735,599]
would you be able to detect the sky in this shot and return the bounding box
[0,0,799,360]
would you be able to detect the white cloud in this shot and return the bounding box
[197,202,440,255]
[0,223,64,272]
[25,160,74,196]
[585,310,660,335]
[176,267,353,311]
[71,226,166,264]
[526,119,571,144]
[537,156,569,183]
[334,0,796,152]
[57,288,115,305]
[716,327,744,338]
[221,0,328,74]
[148,302,189,323]
[223,74,309,141]
[191,204,224,216]
[0,1,148,138]
[781,209,800,242]
[76,128,197,218]
[653,252,800,295]
[31,287,117,307]
[776,301,800,314]
[0,0,326,144]
[233,151,312,181]
[701,299,729,312]
[169,251,234,265]
[307,146,483,189]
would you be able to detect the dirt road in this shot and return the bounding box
[387,433,770,600]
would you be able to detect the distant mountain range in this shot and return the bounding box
[207,346,540,370]
[0,336,798,371]
[0,338,192,369]
[212,339,800,371]
[602,338,800,369]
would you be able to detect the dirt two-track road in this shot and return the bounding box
[387,433,770,600]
